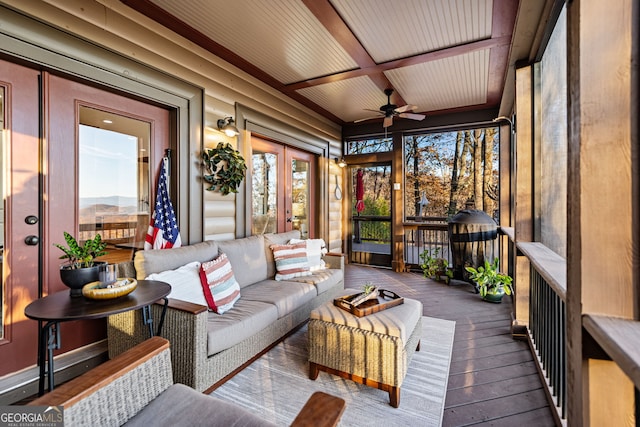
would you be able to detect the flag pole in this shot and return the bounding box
[164,148,171,198]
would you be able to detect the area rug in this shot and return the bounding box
[211,316,455,427]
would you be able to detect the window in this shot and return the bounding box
[347,136,392,154]
[404,128,499,220]
[78,106,150,259]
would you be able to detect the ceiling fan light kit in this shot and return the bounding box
[356,88,426,128]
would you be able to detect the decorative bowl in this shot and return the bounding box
[82,278,137,300]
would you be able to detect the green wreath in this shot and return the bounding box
[202,142,247,196]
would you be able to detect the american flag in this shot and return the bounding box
[144,158,182,250]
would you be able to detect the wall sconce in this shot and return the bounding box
[335,157,347,168]
[217,117,239,137]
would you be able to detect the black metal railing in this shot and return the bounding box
[403,218,450,268]
[525,246,567,421]
[352,216,391,244]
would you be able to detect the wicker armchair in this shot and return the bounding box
[30,337,345,427]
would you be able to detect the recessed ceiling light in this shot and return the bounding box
[103,119,113,124]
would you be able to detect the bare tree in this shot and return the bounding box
[472,129,483,210]
[448,131,463,215]
[483,128,496,213]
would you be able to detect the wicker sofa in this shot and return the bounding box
[108,230,345,392]
[30,337,346,427]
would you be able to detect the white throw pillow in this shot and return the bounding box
[146,261,207,306]
[289,238,327,271]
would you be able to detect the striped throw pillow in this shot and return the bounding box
[270,242,312,281]
[199,253,241,314]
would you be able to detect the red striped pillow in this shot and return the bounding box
[199,253,241,314]
[270,242,312,281]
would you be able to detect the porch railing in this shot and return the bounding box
[79,221,139,244]
[352,216,391,244]
[403,217,450,269]
[517,242,567,422]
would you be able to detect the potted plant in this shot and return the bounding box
[54,232,108,296]
[465,258,513,303]
[419,247,453,283]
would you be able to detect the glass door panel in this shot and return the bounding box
[78,106,151,263]
[289,157,311,238]
[251,151,278,234]
[350,164,392,266]
[250,137,316,237]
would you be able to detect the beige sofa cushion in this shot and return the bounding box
[206,299,278,356]
[287,268,344,295]
[217,234,268,288]
[240,280,316,318]
[134,240,219,279]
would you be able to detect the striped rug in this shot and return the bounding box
[211,316,455,427]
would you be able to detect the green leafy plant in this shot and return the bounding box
[362,282,376,294]
[465,258,513,298]
[202,142,247,196]
[54,232,108,269]
[419,247,453,282]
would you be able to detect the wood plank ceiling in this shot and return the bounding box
[122,0,517,128]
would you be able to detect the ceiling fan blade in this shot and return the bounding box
[383,115,393,128]
[399,112,426,121]
[394,104,417,113]
[363,108,383,113]
[354,114,383,123]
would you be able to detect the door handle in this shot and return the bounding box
[25,235,39,245]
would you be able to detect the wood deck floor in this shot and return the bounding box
[344,263,557,426]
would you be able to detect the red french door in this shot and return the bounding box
[43,73,170,356]
[250,136,316,237]
[0,59,41,375]
[0,61,170,376]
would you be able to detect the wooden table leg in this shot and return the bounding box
[309,362,320,380]
[389,386,400,408]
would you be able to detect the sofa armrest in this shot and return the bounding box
[165,297,208,314]
[322,253,344,271]
[291,391,346,427]
[30,337,173,426]
[108,302,209,390]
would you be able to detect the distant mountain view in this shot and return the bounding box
[80,196,139,210]
[79,196,148,225]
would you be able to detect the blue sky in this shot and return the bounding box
[79,125,138,199]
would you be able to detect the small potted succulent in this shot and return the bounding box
[465,258,513,303]
[54,232,108,296]
[419,247,453,284]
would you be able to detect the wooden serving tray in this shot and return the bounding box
[333,289,404,317]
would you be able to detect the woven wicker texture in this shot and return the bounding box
[309,306,422,387]
[65,346,173,426]
[108,281,344,392]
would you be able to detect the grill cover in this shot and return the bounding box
[448,209,498,281]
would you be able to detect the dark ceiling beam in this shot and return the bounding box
[302,0,404,105]
[121,0,345,123]
[287,37,510,91]
[486,0,519,107]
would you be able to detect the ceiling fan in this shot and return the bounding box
[355,88,426,128]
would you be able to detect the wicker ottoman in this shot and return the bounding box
[308,290,423,408]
